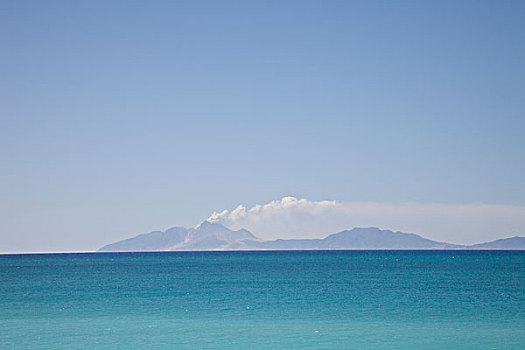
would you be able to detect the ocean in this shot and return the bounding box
[1,251,523,349]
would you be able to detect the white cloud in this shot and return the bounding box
[207,196,525,244]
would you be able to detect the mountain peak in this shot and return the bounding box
[350,227,383,232]
[195,220,225,229]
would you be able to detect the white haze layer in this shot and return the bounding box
[207,197,525,245]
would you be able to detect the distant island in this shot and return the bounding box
[99,221,525,252]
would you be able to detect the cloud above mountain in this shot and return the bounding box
[207,197,525,244]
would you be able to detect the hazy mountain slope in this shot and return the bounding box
[467,236,525,250]
[241,227,459,250]
[319,227,459,249]
[168,221,258,250]
[98,222,258,252]
[99,226,188,252]
[99,223,523,251]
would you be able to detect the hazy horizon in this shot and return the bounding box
[3,196,525,254]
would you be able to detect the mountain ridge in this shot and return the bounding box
[98,222,524,252]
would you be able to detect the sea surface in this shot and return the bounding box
[1,251,524,349]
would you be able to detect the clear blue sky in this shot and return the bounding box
[1,1,524,251]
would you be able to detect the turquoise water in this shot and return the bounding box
[1,251,524,349]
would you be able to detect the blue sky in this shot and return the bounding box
[1,1,524,251]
